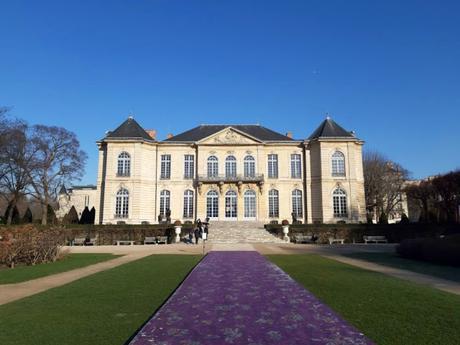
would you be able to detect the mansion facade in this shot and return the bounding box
[59,117,367,224]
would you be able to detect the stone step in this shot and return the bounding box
[205,221,283,244]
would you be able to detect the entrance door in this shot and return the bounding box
[225,190,237,219]
[244,190,256,219]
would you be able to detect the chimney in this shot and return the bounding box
[167,133,174,139]
[146,129,156,140]
[286,131,293,139]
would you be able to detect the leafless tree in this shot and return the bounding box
[363,150,410,221]
[27,125,87,225]
[405,179,435,222]
[0,121,34,225]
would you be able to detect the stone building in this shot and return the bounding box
[61,116,366,225]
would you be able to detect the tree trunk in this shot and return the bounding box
[41,202,48,225]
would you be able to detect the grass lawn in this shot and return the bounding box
[344,252,460,283]
[0,254,120,284]
[268,254,460,345]
[0,254,201,345]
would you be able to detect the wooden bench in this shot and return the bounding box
[363,235,388,244]
[328,237,345,244]
[144,236,157,245]
[156,236,168,244]
[293,235,316,244]
[116,240,135,246]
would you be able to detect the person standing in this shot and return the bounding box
[194,219,202,245]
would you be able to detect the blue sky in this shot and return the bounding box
[1,0,459,185]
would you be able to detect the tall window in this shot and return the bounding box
[117,152,130,177]
[225,190,237,218]
[292,189,303,218]
[244,190,256,218]
[115,188,129,218]
[333,188,347,217]
[206,190,219,218]
[332,151,346,177]
[184,155,194,179]
[207,156,218,178]
[159,190,170,216]
[160,154,171,179]
[183,190,194,218]
[291,154,301,178]
[225,156,237,178]
[268,154,278,178]
[268,189,279,218]
[244,155,255,178]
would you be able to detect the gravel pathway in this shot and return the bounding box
[130,251,374,345]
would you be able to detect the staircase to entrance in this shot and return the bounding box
[207,221,284,243]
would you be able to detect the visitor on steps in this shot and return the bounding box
[194,219,202,245]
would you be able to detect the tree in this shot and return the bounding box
[405,180,435,222]
[27,125,87,225]
[431,171,460,222]
[63,206,79,224]
[79,207,91,224]
[22,207,33,223]
[46,204,57,225]
[89,207,96,224]
[3,202,21,224]
[0,121,33,225]
[363,150,410,221]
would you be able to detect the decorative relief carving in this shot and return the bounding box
[213,129,253,144]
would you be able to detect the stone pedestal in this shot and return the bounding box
[174,226,182,243]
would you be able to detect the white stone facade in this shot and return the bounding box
[77,117,367,225]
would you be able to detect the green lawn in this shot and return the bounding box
[0,254,201,345]
[0,254,120,284]
[344,251,460,283]
[268,254,460,345]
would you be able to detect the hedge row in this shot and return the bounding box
[396,235,460,267]
[265,223,460,244]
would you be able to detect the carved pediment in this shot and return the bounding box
[199,128,260,145]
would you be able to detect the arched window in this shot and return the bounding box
[292,189,303,218]
[244,189,256,218]
[159,190,170,216]
[207,156,218,178]
[183,190,194,218]
[115,188,129,218]
[225,190,237,218]
[268,189,279,218]
[332,151,345,177]
[333,188,347,217]
[117,152,131,177]
[225,156,237,178]
[244,155,255,178]
[206,190,219,218]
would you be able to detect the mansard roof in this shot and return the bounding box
[103,117,154,141]
[308,117,355,140]
[164,125,295,142]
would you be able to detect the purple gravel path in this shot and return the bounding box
[129,251,374,345]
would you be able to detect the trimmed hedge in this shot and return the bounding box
[265,223,460,244]
[0,223,197,246]
[396,235,460,267]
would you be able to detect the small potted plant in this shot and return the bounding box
[174,220,182,243]
[281,219,290,242]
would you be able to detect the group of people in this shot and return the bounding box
[188,218,209,245]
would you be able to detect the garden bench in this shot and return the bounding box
[363,235,388,244]
[71,237,86,246]
[328,237,345,244]
[144,236,157,245]
[293,235,316,244]
[156,236,168,244]
[86,237,97,246]
[116,240,135,246]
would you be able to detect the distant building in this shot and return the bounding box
[59,116,367,225]
[57,185,97,219]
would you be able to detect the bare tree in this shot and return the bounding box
[405,179,435,222]
[0,121,33,225]
[27,125,87,225]
[363,150,410,221]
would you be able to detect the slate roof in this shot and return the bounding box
[164,125,295,142]
[308,117,355,140]
[104,117,154,141]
